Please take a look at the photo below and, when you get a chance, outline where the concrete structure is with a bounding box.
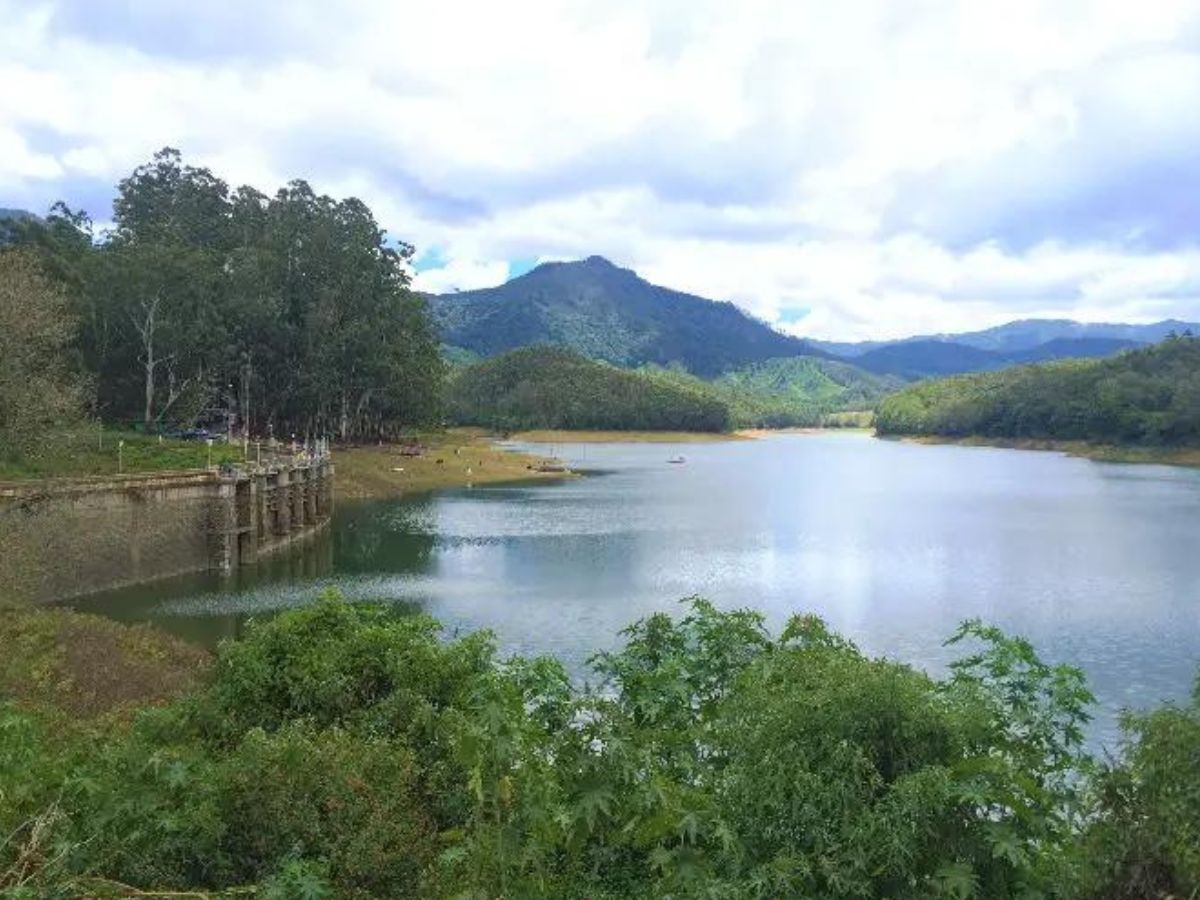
[0,460,333,604]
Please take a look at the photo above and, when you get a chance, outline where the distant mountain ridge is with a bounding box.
[811,318,1199,357]
[851,336,1145,379]
[428,256,830,377]
[427,255,1188,383]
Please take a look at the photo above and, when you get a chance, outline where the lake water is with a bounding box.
[68,432,1200,749]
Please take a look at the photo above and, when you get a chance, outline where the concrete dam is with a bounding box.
[0,459,334,605]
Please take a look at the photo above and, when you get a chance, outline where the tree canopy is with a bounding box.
[0,250,86,460]
[10,148,444,442]
[448,346,733,432]
[875,335,1200,444]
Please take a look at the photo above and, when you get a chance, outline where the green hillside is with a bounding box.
[449,349,899,434]
[447,346,731,432]
[716,357,902,425]
[429,256,830,377]
[641,358,898,428]
[875,335,1200,444]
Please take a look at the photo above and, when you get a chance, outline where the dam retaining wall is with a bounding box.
[0,460,333,604]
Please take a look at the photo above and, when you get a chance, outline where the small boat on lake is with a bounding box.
[668,456,686,465]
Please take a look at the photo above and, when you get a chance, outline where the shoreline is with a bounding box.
[507,426,873,443]
[333,428,576,498]
[506,429,749,444]
[890,433,1200,468]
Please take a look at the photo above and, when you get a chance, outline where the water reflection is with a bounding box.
[67,433,1200,750]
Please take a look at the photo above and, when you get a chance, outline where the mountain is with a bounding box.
[854,341,1001,379]
[428,256,830,377]
[1004,336,1141,364]
[937,319,1198,353]
[812,318,1200,358]
[853,336,1144,380]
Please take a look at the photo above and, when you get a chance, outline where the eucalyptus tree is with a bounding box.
[8,148,445,440]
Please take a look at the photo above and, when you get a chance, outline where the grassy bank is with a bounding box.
[509,428,748,443]
[0,428,244,481]
[0,606,209,721]
[894,433,1200,467]
[333,428,573,498]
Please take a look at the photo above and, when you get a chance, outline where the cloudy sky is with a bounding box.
[2,1,1199,339]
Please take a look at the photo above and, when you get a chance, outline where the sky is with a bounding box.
[2,1,1199,340]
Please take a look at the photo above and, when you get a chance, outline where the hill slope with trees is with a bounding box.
[875,335,1200,444]
[447,346,732,432]
[448,348,899,432]
[430,256,830,377]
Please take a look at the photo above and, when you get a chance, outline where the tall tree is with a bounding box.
[10,148,445,440]
[0,250,85,456]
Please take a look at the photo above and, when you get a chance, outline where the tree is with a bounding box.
[0,250,85,456]
[8,148,445,439]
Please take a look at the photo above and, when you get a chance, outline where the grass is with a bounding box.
[333,428,574,498]
[896,434,1200,468]
[508,429,748,443]
[0,606,209,721]
[0,428,245,481]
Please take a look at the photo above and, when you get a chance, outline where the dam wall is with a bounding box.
[0,460,333,605]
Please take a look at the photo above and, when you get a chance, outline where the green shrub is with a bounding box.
[1072,677,1200,899]
[219,725,435,897]
[2,595,1197,899]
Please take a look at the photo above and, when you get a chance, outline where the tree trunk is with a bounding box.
[143,334,155,428]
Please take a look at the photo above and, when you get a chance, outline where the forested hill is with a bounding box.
[449,347,897,432]
[448,346,731,432]
[429,256,829,377]
[875,335,1200,444]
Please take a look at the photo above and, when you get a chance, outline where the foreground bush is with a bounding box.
[1,594,1197,898]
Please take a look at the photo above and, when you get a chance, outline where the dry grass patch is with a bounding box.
[0,608,209,720]
[333,428,572,498]
[509,429,746,443]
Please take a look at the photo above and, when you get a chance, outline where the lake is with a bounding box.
[68,432,1200,749]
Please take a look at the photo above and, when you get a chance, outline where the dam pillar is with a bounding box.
[212,476,239,572]
[274,469,291,535]
[237,476,258,565]
[304,465,318,525]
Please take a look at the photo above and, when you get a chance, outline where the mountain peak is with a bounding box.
[428,255,828,376]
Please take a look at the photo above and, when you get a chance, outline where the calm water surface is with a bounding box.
[70,433,1200,749]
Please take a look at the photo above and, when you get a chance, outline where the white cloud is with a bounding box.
[412,258,511,294]
[2,0,1199,338]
